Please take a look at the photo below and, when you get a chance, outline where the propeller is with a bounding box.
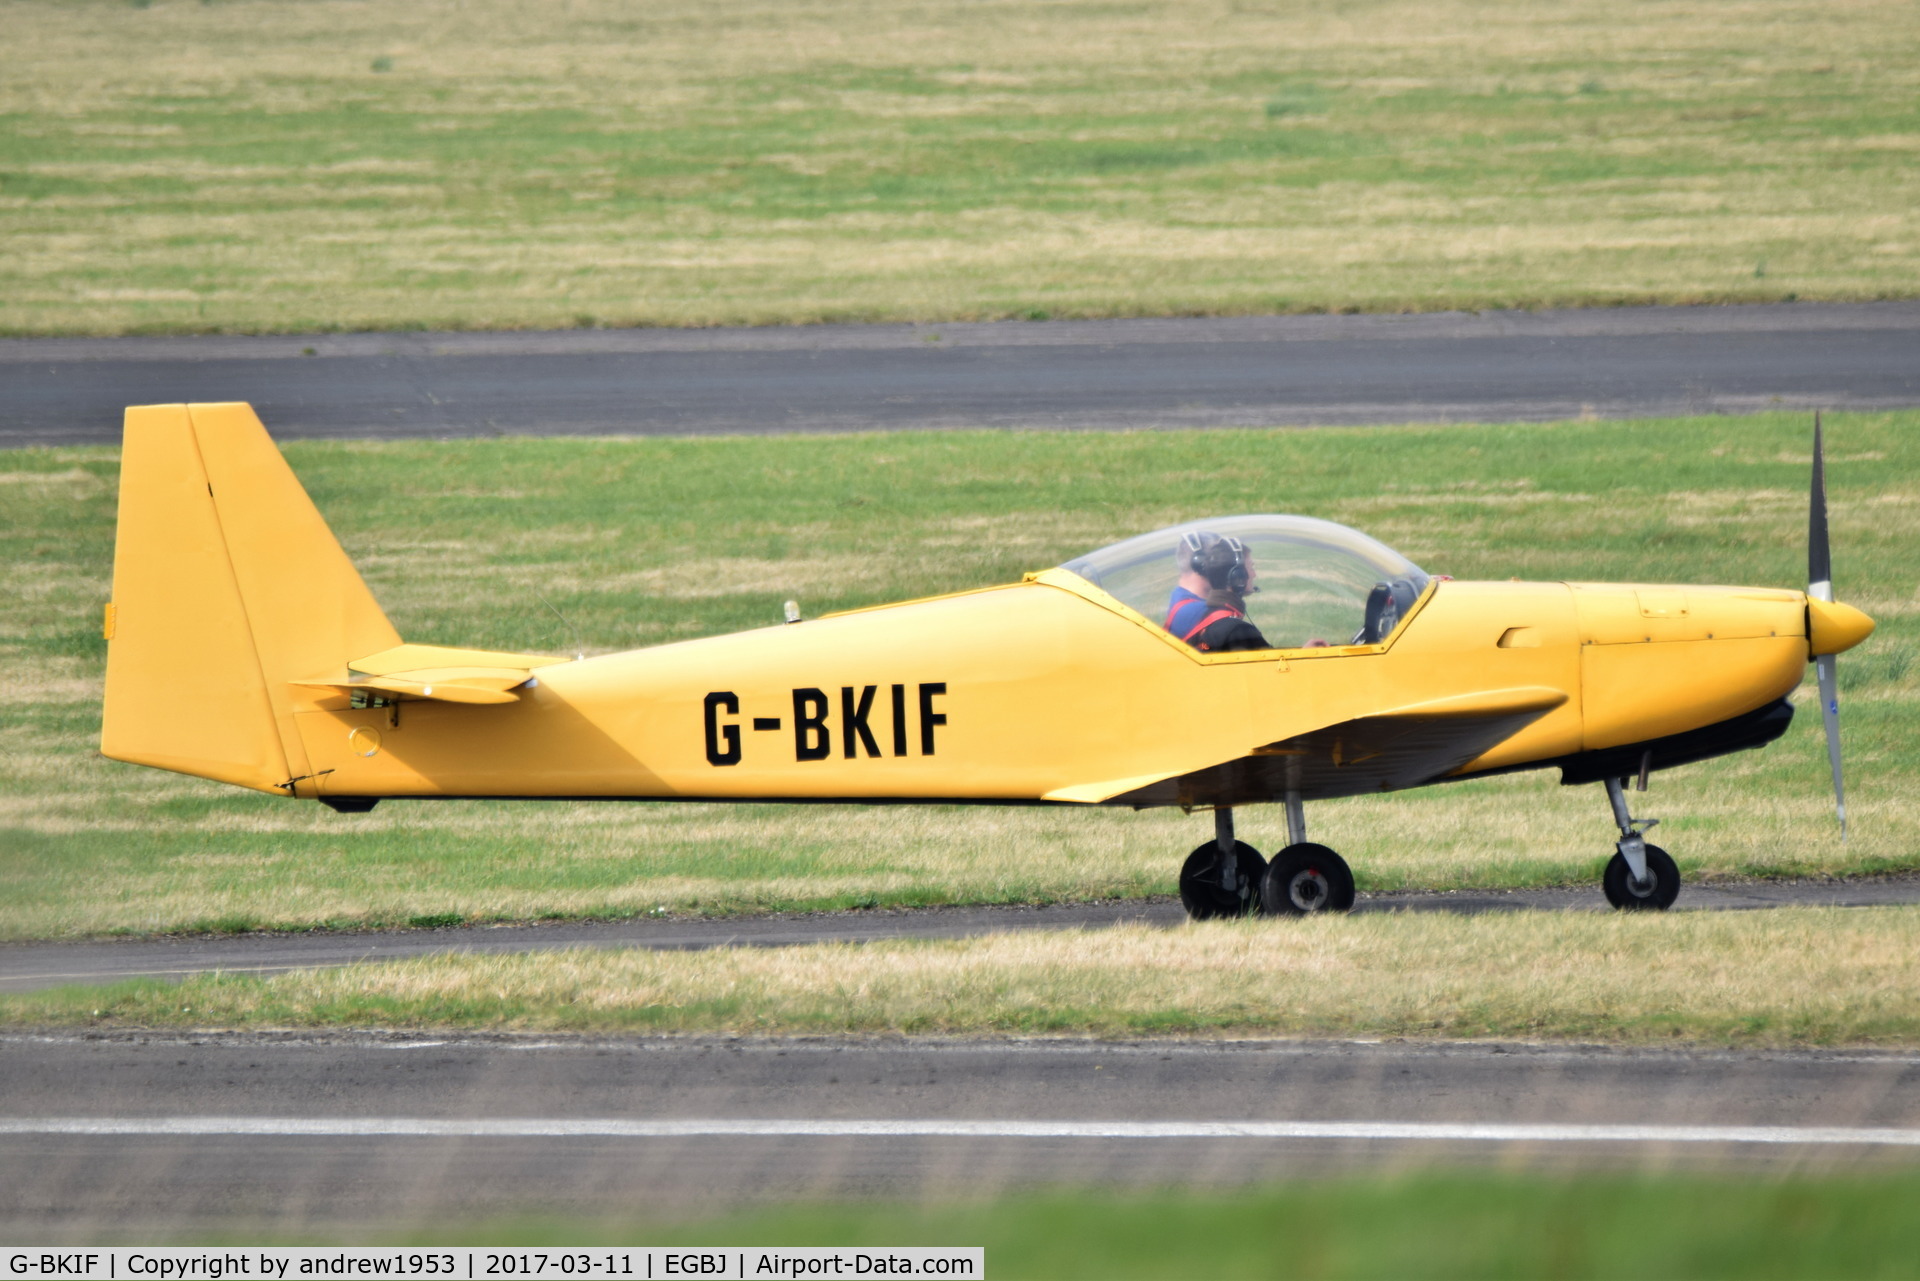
[1808,412,1847,839]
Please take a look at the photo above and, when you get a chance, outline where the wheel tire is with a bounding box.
[1260,843,1356,916]
[1179,840,1267,920]
[1602,843,1681,911]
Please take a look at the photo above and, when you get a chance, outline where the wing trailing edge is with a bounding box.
[1056,686,1569,808]
[1042,771,1188,805]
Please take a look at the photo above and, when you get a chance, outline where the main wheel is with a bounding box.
[1260,843,1356,916]
[1179,841,1267,920]
[1603,843,1680,910]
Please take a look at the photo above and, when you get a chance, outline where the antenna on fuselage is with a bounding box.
[533,589,587,662]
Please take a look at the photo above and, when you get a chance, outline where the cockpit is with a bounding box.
[1059,515,1433,651]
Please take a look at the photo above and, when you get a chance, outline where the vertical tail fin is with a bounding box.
[102,403,400,794]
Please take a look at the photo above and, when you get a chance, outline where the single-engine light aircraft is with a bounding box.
[101,404,1875,916]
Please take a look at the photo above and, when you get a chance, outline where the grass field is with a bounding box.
[0,411,1913,941]
[249,1174,1920,1280]
[5,0,1919,335]
[14,906,1920,1045]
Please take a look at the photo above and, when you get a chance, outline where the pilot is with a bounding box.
[1163,532,1270,652]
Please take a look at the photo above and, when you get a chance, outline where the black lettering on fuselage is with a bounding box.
[919,682,947,756]
[842,685,881,758]
[703,691,741,766]
[793,688,831,761]
[717,684,947,764]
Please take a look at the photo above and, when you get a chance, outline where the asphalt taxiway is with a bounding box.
[4,301,1918,446]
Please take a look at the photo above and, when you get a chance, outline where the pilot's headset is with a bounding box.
[1182,531,1253,593]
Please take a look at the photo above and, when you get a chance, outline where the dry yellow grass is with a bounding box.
[20,907,1920,1047]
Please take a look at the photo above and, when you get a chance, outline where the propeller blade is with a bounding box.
[1817,653,1847,840]
[1809,411,1831,602]
[1808,412,1846,838]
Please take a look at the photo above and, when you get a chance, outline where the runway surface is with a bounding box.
[5,876,1918,995]
[5,302,1918,447]
[4,1031,1918,1236]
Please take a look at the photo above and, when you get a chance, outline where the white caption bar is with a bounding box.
[3,1117,1920,1146]
[0,1249,983,1281]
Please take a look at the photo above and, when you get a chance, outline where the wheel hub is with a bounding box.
[1288,869,1328,911]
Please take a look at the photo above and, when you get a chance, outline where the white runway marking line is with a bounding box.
[5,1118,1920,1146]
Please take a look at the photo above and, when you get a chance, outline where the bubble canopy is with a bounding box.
[1059,515,1432,651]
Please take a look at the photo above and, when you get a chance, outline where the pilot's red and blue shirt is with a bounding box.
[1165,586,1270,651]
[1164,586,1214,639]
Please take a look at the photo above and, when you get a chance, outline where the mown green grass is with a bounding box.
[253,1175,1920,1280]
[4,0,1918,334]
[1,412,1913,940]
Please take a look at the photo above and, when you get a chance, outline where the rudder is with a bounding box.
[102,403,400,795]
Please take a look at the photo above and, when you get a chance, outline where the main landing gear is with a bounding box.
[1601,773,1681,911]
[1178,808,1265,919]
[1178,793,1356,921]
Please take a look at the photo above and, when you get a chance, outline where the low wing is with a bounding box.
[1054,686,1568,809]
[295,643,570,707]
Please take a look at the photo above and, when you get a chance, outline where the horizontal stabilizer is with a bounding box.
[297,644,571,706]
[295,671,529,706]
[347,644,570,677]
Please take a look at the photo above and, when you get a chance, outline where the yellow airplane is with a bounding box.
[100,403,1874,917]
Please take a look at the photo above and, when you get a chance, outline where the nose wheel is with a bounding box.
[1603,843,1680,910]
[1602,774,1681,910]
